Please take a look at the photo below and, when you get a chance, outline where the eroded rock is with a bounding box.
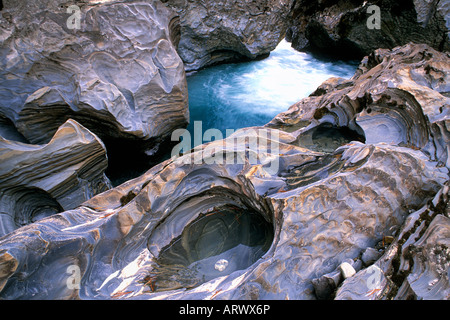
[0,129,446,299]
[0,0,189,161]
[0,43,448,300]
[335,183,450,300]
[268,43,450,168]
[0,119,111,237]
[286,0,450,60]
[161,0,295,72]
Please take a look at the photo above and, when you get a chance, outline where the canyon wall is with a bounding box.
[0,43,448,299]
[286,0,450,59]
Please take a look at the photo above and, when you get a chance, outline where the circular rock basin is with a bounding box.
[144,204,274,292]
[296,123,366,153]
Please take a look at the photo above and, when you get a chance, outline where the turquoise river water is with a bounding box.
[186,40,358,145]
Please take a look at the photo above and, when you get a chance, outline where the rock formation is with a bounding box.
[268,43,450,168]
[0,0,189,164]
[286,0,450,60]
[0,43,448,300]
[0,119,111,237]
[335,183,450,299]
[160,0,295,72]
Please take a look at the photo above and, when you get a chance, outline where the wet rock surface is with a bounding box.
[160,0,295,72]
[335,183,450,300]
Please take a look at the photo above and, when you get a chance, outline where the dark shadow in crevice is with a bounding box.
[144,204,274,292]
[296,122,366,153]
[0,115,29,143]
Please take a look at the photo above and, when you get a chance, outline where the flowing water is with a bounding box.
[186,40,359,146]
[111,41,358,185]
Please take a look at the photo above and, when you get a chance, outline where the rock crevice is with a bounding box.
[0,0,189,171]
[0,2,448,300]
[286,0,450,60]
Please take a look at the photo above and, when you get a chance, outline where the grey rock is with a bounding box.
[286,0,450,59]
[352,259,363,273]
[0,0,188,152]
[335,182,450,300]
[361,247,383,266]
[0,132,446,299]
[161,0,295,72]
[335,265,389,300]
[339,262,356,279]
[268,43,450,169]
[406,214,450,300]
[312,270,341,300]
[0,43,448,300]
[0,119,111,237]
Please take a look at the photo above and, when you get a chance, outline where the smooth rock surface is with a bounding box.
[407,214,450,299]
[0,131,446,299]
[0,0,188,152]
[0,119,111,237]
[161,0,295,72]
[335,264,389,300]
[311,270,341,300]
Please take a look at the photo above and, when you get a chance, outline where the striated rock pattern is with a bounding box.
[286,0,450,60]
[0,43,448,300]
[0,119,111,237]
[160,0,295,72]
[268,43,450,168]
[0,0,188,152]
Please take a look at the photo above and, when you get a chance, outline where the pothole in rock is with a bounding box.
[143,204,274,292]
[0,187,64,236]
[296,123,366,153]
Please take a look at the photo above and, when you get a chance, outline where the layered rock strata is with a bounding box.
[0,127,446,299]
[0,119,111,237]
[0,41,448,300]
[335,183,450,300]
[0,0,188,155]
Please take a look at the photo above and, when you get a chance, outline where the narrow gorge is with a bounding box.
[0,0,449,301]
